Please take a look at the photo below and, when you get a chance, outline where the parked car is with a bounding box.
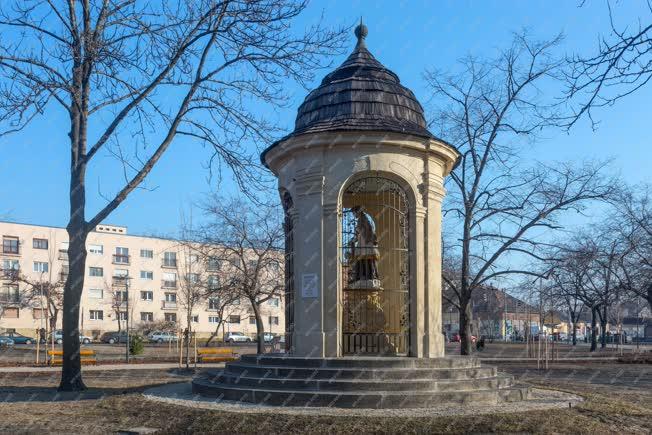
[100,331,131,344]
[0,336,15,348]
[263,333,274,343]
[7,332,36,345]
[451,333,477,343]
[51,330,92,345]
[225,332,252,343]
[147,331,178,343]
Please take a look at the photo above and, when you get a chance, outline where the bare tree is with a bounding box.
[613,185,652,310]
[0,1,346,390]
[426,33,617,355]
[565,2,652,128]
[197,196,283,354]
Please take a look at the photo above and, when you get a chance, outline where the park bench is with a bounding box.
[47,349,97,366]
[197,347,238,363]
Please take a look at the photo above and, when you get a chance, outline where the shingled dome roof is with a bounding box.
[262,22,437,164]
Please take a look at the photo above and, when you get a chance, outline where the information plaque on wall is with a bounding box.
[301,273,319,298]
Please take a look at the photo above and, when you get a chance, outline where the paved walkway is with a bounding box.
[1,362,225,373]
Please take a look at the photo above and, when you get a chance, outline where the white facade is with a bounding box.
[0,221,284,339]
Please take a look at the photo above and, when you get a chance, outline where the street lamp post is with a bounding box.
[125,277,131,363]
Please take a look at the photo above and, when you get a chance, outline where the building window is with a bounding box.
[0,285,19,303]
[2,236,19,254]
[192,315,199,323]
[114,290,128,303]
[88,288,103,299]
[208,316,219,323]
[249,316,256,325]
[33,261,49,273]
[207,257,220,271]
[165,292,177,302]
[88,244,103,254]
[89,310,103,320]
[33,238,48,250]
[3,307,19,318]
[140,249,153,259]
[89,267,103,277]
[2,259,19,278]
[189,254,199,264]
[208,275,219,290]
[164,313,177,323]
[141,312,153,322]
[162,252,177,268]
[118,311,127,321]
[140,270,153,280]
[229,315,241,324]
[33,308,46,319]
[162,272,177,288]
[232,298,240,305]
[229,257,241,268]
[113,247,130,264]
[140,291,153,301]
[268,316,279,326]
[208,297,219,310]
[268,298,280,307]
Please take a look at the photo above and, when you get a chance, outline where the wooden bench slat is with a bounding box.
[199,356,238,363]
[197,348,235,355]
[48,358,97,366]
[47,350,95,356]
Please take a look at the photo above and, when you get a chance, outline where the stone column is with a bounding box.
[423,169,446,357]
[322,201,340,357]
[411,206,427,357]
[292,169,325,357]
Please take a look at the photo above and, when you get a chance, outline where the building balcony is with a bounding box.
[58,250,69,261]
[1,269,19,280]
[112,276,129,287]
[161,260,177,268]
[0,294,20,304]
[161,280,177,289]
[161,301,178,310]
[112,254,130,265]
[59,272,69,282]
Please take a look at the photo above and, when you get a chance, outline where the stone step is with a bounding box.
[212,372,513,392]
[191,377,529,408]
[238,354,481,369]
[216,364,498,381]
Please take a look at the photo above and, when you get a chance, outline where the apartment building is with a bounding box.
[0,221,285,339]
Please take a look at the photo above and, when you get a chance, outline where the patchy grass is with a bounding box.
[0,365,650,434]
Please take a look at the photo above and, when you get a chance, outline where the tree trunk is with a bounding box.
[459,296,473,355]
[599,305,608,349]
[590,306,598,352]
[252,302,265,354]
[58,222,88,391]
[185,311,191,369]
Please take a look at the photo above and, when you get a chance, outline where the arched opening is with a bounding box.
[340,176,410,355]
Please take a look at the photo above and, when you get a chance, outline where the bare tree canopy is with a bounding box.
[196,195,284,354]
[426,32,618,355]
[565,1,652,128]
[0,0,347,391]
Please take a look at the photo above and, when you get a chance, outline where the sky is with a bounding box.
[0,0,649,238]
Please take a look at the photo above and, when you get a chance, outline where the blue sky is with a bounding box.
[0,0,649,237]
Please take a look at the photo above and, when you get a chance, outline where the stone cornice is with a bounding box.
[264,131,459,175]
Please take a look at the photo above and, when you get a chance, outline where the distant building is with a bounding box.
[0,221,284,339]
[443,286,540,339]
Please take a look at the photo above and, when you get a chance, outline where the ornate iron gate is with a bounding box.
[340,177,410,355]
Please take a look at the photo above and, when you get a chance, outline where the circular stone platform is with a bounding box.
[145,382,583,417]
[190,355,530,409]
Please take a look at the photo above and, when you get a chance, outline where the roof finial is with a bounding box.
[354,17,368,48]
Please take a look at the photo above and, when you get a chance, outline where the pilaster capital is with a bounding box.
[414,205,427,219]
[295,168,324,197]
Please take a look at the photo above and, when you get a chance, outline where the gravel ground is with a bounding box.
[143,382,584,418]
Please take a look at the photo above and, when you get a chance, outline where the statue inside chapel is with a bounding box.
[347,206,382,290]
